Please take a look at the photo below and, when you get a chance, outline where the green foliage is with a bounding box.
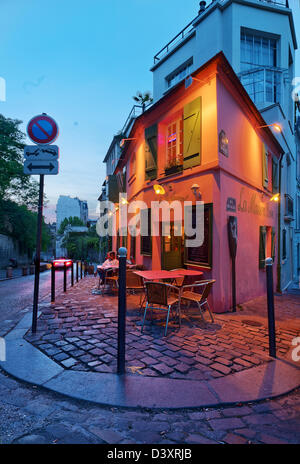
[61,224,99,260]
[0,114,50,258]
[58,216,85,235]
[132,91,153,112]
[0,199,51,256]
[0,114,40,208]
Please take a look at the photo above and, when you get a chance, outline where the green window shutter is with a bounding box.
[108,175,119,203]
[145,124,158,180]
[272,158,279,194]
[259,226,267,269]
[262,144,269,189]
[183,97,201,169]
[271,227,276,262]
[140,208,152,255]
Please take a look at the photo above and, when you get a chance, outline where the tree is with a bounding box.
[132,91,153,113]
[0,198,51,257]
[58,216,85,235]
[0,114,40,208]
[61,224,99,261]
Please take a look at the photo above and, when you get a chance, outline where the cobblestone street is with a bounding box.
[1,275,299,445]
[24,277,299,381]
[0,369,300,444]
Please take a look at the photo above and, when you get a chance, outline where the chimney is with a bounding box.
[199,1,206,14]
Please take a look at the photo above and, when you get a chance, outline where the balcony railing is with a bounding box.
[152,0,289,65]
[153,17,197,64]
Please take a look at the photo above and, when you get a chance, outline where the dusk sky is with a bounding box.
[0,0,299,223]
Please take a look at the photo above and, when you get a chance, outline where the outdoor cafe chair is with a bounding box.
[179,279,215,324]
[142,281,180,337]
[126,269,145,308]
[97,268,119,294]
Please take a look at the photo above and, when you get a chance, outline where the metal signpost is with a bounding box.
[24,114,59,333]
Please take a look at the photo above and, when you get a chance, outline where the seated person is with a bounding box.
[97,251,119,284]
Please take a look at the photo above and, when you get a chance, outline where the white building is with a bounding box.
[150,0,299,290]
[56,195,88,233]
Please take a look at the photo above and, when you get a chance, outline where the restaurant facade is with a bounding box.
[108,53,283,313]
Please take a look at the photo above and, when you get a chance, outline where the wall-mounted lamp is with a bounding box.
[257,123,282,133]
[191,183,202,200]
[120,138,137,148]
[120,197,129,205]
[185,75,206,90]
[270,193,280,202]
[153,184,166,195]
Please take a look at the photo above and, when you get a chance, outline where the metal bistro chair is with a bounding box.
[126,270,145,308]
[97,267,118,294]
[179,280,215,324]
[142,281,180,337]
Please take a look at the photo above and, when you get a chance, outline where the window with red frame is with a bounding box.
[166,120,183,168]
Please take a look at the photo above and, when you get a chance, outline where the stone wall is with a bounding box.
[0,234,29,268]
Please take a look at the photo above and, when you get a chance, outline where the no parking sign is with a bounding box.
[27,114,58,145]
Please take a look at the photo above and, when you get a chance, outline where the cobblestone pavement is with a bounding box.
[0,368,299,444]
[24,277,299,380]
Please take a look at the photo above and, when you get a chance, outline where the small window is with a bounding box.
[166,60,193,89]
[130,153,136,178]
[141,208,152,255]
[282,229,287,260]
[184,204,213,268]
[166,119,183,169]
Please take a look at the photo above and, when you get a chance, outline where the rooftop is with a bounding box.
[152,0,291,66]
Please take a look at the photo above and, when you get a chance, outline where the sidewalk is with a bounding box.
[0,268,23,281]
[1,276,299,409]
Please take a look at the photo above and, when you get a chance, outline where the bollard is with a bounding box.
[51,264,55,303]
[22,266,28,276]
[76,261,79,282]
[6,267,13,279]
[80,260,83,280]
[117,247,127,375]
[265,257,276,358]
[63,262,67,292]
[71,261,74,286]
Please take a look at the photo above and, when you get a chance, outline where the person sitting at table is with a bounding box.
[97,251,119,285]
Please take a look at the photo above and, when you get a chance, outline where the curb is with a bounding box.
[1,313,299,410]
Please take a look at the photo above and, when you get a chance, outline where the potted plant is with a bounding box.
[165,155,183,175]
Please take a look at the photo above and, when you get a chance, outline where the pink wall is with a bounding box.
[111,57,281,313]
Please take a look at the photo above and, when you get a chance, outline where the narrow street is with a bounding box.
[0,269,72,326]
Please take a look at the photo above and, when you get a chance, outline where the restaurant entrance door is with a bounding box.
[161,222,183,271]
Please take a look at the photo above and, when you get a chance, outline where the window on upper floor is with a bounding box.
[166,59,193,90]
[129,152,136,181]
[240,30,281,105]
[241,31,278,71]
[166,119,183,173]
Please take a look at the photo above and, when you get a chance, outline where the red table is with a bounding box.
[174,270,204,278]
[133,270,183,281]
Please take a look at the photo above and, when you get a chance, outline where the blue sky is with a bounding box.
[0,0,299,222]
